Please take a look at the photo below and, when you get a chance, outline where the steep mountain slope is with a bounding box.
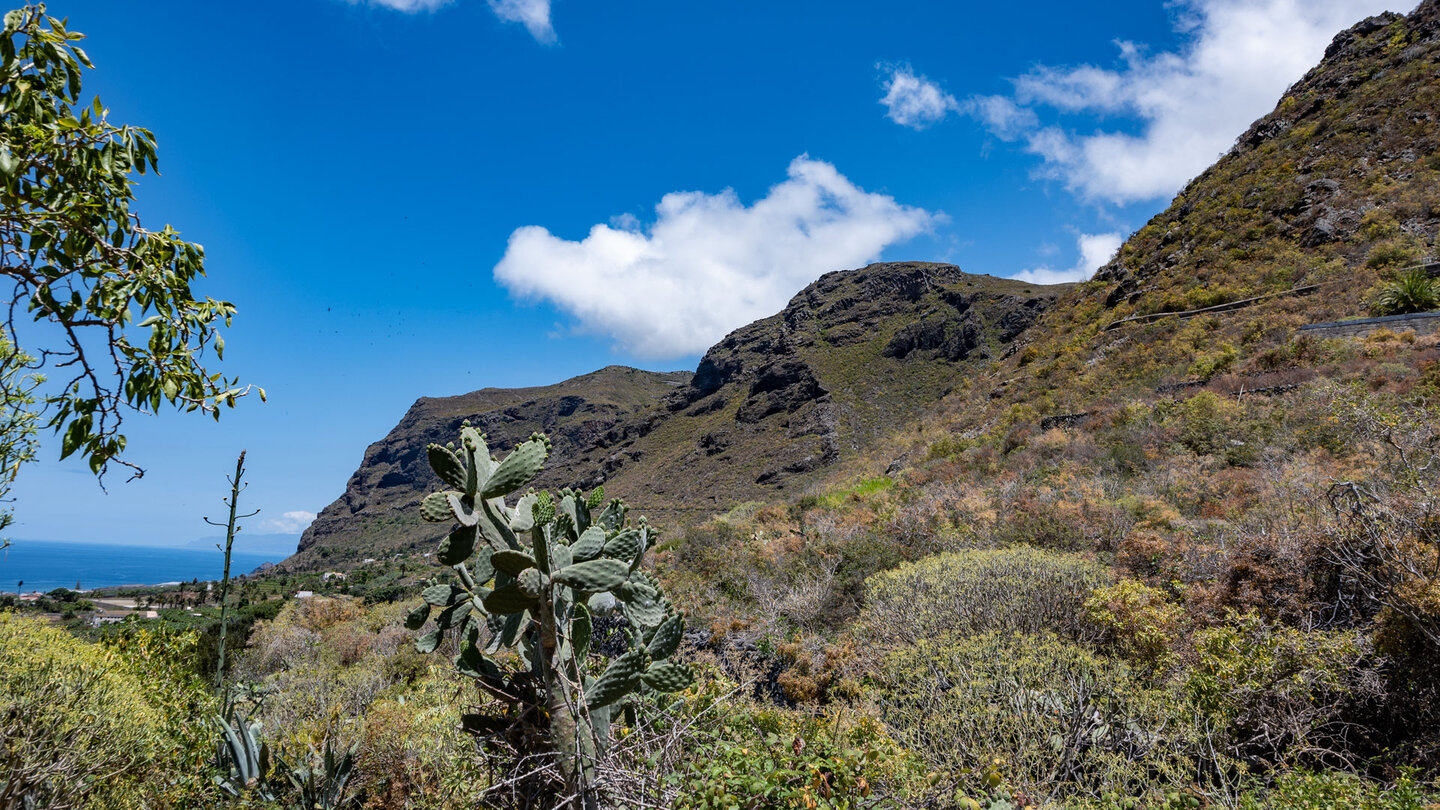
[577,263,1061,519]
[892,2,1440,442]
[290,263,1067,568]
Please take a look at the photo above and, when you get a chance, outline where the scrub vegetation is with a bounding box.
[6,1,1440,809]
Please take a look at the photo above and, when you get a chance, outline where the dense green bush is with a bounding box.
[1085,579,1186,673]
[867,631,1199,802]
[661,669,926,809]
[861,547,1109,646]
[0,613,218,809]
[1187,613,1382,768]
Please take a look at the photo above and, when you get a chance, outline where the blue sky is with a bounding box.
[8,0,1407,548]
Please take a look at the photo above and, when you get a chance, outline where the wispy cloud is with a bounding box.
[1012,232,1122,285]
[257,510,318,535]
[967,0,1403,204]
[488,0,555,43]
[879,65,960,129]
[493,157,938,358]
[342,0,556,43]
[344,0,453,12]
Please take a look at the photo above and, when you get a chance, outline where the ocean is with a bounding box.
[0,539,283,593]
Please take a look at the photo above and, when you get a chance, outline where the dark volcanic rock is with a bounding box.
[293,366,690,565]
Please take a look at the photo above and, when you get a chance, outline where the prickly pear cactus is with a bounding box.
[406,423,692,804]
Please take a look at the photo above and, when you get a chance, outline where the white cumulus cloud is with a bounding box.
[968,0,1404,204]
[493,157,938,358]
[1012,232,1123,285]
[880,66,960,129]
[488,0,555,43]
[258,510,318,535]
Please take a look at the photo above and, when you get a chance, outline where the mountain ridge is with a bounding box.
[289,263,1068,568]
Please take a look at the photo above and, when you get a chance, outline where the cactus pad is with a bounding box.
[484,582,537,615]
[426,443,468,491]
[437,526,477,566]
[481,437,549,499]
[646,613,684,659]
[422,584,465,607]
[491,549,537,577]
[571,526,607,562]
[641,661,694,692]
[585,648,647,708]
[553,558,629,592]
[420,491,461,523]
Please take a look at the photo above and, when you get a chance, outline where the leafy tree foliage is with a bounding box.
[0,4,257,484]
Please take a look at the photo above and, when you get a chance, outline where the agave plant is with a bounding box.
[1372,268,1440,315]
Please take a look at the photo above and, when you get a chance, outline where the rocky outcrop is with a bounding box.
[291,366,690,567]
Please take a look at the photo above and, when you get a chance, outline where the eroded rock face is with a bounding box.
[292,366,691,565]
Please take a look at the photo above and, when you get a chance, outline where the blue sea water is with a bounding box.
[0,540,282,593]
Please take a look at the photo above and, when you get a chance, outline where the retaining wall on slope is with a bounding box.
[1298,311,1440,340]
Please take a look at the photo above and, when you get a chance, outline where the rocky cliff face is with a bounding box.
[290,366,690,568]
[289,263,1067,569]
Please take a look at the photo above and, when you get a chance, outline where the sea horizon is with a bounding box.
[0,538,285,593]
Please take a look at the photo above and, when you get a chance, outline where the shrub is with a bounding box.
[0,613,218,809]
[1187,614,1383,767]
[1371,268,1440,315]
[1085,579,1186,673]
[861,547,1110,646]
[1239,769,1438,809]
[867,631,1198,801]
[1169,391,1259,464]
[662,669,926,809]
[356,674,489,810]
